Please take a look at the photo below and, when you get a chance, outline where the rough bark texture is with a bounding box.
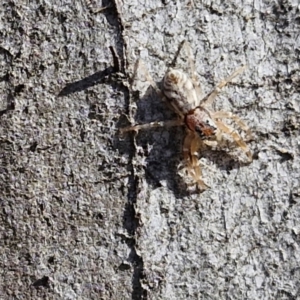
[0,0,299,299]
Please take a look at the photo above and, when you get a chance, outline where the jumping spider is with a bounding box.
[121,41,252,190]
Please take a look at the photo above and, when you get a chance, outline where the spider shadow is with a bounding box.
[120,84,194,197]
[199,145,253,180]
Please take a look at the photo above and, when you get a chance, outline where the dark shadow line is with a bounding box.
[58,66,115,97]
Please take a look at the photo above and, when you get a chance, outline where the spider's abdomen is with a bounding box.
[163,69,199,115]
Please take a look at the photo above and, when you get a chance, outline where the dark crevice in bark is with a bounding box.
[105,0,147,298]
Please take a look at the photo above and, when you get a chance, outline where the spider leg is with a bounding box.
[122,56,188,134]
[129,58,141,88]
[170,40,198,81]
[120,119,183,134]
[169,40,186,69]
[169,41,202,98]
[139,58,189,118]
[182,41,196,80]
[139,60,187,118]
[137,60,164,99]
[182,41,202,103]
[215,120,252,162]
[182,130,208,190]
[212,111,253,140]
[202,65,247,107]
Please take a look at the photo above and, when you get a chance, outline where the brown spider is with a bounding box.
[121,41,252,190]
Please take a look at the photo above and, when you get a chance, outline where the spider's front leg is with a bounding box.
[212,111,253,141]
[214,120,252,162]
[181,130,208,190]
[202,65,247,107]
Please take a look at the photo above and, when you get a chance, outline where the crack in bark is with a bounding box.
[107,0,147,298]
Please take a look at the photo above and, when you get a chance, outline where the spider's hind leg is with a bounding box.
[182,41,202,99]
[120,119,183,134]
[169,40,202,94]
[120,58,171,134]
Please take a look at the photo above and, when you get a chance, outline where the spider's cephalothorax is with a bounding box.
[185,107,217,140]
[121,41,252,190]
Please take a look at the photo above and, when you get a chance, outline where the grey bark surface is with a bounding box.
[0,0,299,299]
